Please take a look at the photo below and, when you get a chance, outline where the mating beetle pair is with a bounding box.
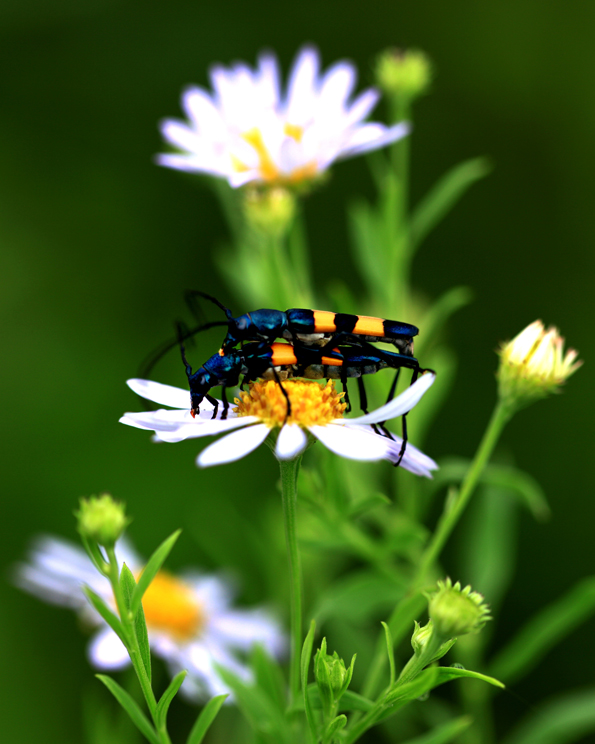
[180,292,424,419]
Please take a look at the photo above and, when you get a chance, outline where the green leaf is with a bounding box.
[298,685,374,713]
[215,664,291,743]
[120,563,152,684]
[80,534,108,574]
[83,586,127,645]
[301,620,317,743]
[384,667,441,706]
[96,675,160,744]
[186,694,228,744]
[313,570,407,625]
[502,688,595,744]
[250,645,286,714]
[459,483,518,610]
[410,157,491,247]
[324,714,347,740]
[416,286,473,355]
[381,622,396,686]
[433,666,504,689]
[431,458,550,522]
[131,530,181,618]
[156,670,187,731]
[491,577,595,683]
[401,716,472,744]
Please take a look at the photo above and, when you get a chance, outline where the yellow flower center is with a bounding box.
[137,570,204,642]
[231,126,318,184]
[283,122,304,142]
[234,379,346,427]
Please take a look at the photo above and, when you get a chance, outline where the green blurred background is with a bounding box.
[2,1,594,742]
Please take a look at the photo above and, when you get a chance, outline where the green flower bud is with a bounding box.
[428,578,491,640]
[76,493,129,547]
[497,320,581,411]
[411,619,434,655]
[243,187,296,238]
[375,48,432,101]
[314,638,356,712]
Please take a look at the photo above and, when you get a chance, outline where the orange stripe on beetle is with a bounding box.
[352,315,385,336]
[312,310,337,332]
[270,343,298,366]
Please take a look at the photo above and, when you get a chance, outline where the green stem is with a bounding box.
[414,399,512,585]
[105,547,170,744]
[279,456,304,707]
[361,398,512,702]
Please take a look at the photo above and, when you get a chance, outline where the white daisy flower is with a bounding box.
[119,374,437,477]
[14,536,285,701]
[158,46,410,188]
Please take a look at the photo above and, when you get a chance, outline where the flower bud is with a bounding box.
[76,493,129,547]
[243,187,296,238]
[314,638,356,710]
[428,578,490,640]
[497,320,581,410]
[375,48,432,101]
[411,619,457,662]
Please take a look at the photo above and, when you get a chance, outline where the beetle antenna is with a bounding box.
[138,320,228,380]
[186,290,234,320]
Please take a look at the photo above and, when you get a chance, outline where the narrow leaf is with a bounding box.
[131,530,181,618]
[301,620,317,743]
[187,694,228,744]
[96,675,160,744]
[300,685,375,713]
[156,670,187,731]
[250,645,286,714]
[120,563,152,684]
[491,577,595,683]
[411,157,491,247]
[215,664,290,742]
[433,666,504,689]
[325,714,347,739]
[382,622,396,686]
[401,716,472,744]
[502,688,595,744]
[83,586,127,645]
[80,534,108,574]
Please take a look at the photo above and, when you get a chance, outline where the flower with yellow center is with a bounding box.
[157,46,410,188]
[120,373,438,476]
[497,320,581,408]
[14,536,284,701]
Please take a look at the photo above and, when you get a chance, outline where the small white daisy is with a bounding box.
[158,46,409,188]
[14,536,285,701]
[119,374,437,477]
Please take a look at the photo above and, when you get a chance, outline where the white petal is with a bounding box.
[120,408,192,432]
[347,373,435,425]
[126,378,193,409]
[318,61,357,113]
[286,46,320,121]
[160,120,202,153]
[275,424,307,460]
[344,88,380,125]
[340,121,410,158]
[309,423,392,461]
[88,627,131,670]
[197,424,270,467]
[181,86,224,138]
[210,609,286,657]
[155,416,258,442]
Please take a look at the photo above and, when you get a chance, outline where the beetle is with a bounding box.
[189,292,419,357]
[181,340,425,466]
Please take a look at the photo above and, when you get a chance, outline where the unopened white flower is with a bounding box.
[158,46,409,188]
[15,537,284,701]
[119,374,437,477]
[497,320,581,407]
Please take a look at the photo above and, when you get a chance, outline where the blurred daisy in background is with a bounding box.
[158,46,409,187]
[120,374,437,476]
[15,536,284,700]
